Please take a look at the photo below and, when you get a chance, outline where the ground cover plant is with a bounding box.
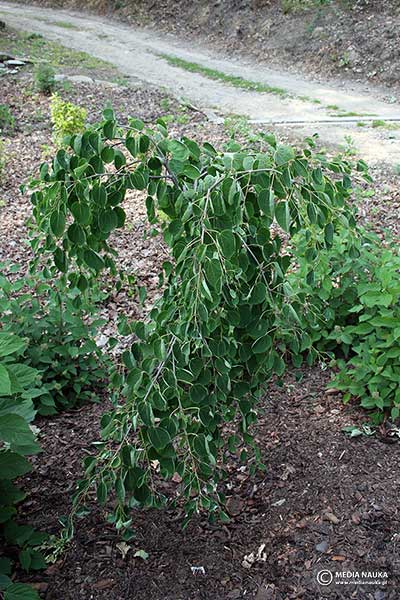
[0,264,112,597]
[0,271,109,415]
[0,332,45,600]
[289,223,400,416]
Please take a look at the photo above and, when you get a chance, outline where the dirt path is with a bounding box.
[1,1,400,166]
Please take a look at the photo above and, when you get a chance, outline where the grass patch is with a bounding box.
[51,20,80,30]
[332,111,377,118]
[372,119,400,131]
[0,27,120,78]
[298,95,322,104]
[159,53,289,97]
[159,54,331,105]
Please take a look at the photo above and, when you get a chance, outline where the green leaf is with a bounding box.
[83,249,105,273]
[275,201,290,232]
[0,334,26,358]
[139,135,150,154]
[5,364,38,390]
[257,189,274,217]
[0,451,31,479]
[126,136,138,158]
[96,481,107,504]
[249,282,267,305]
[67,223,86,246]
[201,278,214,302]
[50,211,65,238]
[0,398,35,423]
[205,259,223,291]
[19,550,31,572]
[130,118,144,131]
[103,107,115,121]
[4,583,40,600]
[307,203,317,224]
[71,202,91,225]
[183,165,201,180]
[252,336,272,354]
[148,427,171,450]
[219,510,230,523]
[168,219,183,237]
[99,209,118,234]
[0,575,12,591]
[115,476,126,503]
[130,169,146,190]
[103,120,115,140]
[0,414,40,455]
[274,145,295,166]
[0,365,11,396]
[361,291,392,308]
[54,247,68,273]
[168,140,189,161]
[218,230,236,259]
[101,146,115,163]
[324,223,334,246]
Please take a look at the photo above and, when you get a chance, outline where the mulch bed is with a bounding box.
[1,72,400,599]
[18,369,400,599]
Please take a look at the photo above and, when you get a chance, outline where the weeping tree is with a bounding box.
[28,109,368,540]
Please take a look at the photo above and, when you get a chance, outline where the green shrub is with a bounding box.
[0,104,15,135]
[50,94,87,147]
[0,271,109,415]
[29,108,371,533]
[0,268,109,594]
[290,226,400,422]
[34,62,56,94]
[329,243,400,422]
[0,332,45,600]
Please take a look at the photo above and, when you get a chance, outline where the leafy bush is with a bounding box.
[0,271,108,415]
[288,226,362,352]
[29,108,370,531]
[0,104,15,135]
[50,94,87,147]
[0,269,109,593]
[329,243,400,421]
[0,332,45,600]
[34,62,56,95]
[290,226,400,422]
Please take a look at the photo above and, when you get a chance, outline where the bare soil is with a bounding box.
[19,369,400,600]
